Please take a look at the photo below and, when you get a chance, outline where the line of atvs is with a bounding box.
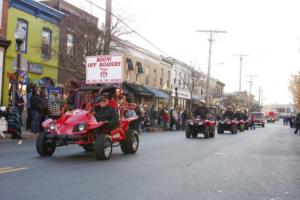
[185,117,252,139]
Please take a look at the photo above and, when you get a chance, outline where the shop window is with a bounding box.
[16,19,28,53]
[41,28,51,59]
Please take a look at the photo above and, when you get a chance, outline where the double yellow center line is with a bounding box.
[0,167,27,174]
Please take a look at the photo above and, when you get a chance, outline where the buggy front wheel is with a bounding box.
[36,132,56,157]
[120,129,139,154]
[94,134,112,160]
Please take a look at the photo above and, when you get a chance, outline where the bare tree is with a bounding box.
[290,72,300,111]
[179,66,205,111]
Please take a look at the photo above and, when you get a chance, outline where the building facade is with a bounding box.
[0,0,11,104]
[4,0,64,105]
[111,39,172,108]
[43,0,99,93]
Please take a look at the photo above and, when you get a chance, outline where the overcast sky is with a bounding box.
[64,0,300,105]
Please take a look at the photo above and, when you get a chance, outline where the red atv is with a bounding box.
[185,116,216,138]
[217,118,237,134]
[36,88,139,160]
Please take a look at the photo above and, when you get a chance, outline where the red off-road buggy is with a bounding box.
[185,116,216,138]
[36,87,139,160]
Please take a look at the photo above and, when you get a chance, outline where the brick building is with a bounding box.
[43,0,100,92]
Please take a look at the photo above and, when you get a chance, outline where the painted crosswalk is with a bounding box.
[0,167,27,174]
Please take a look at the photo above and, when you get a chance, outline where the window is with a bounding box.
[0,0,3,27]
[16,19,28,53]
[41,28,51,59]
[174,70,177,85]
[179,72,182,87]
[137,62,143,73]
[153,69,157,87]
[183,73,186,88]
[160,68,164,86]
[145,66,149,85]
[167,70,170,88]
[126,58,134,71]
[67,33,74,56]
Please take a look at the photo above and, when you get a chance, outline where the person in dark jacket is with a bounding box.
[193,100,209,119]
[223,106,235,120]
[26,84,33,130]
[294,112,300,134]
[94,92,118,131]
[30,88,43,133]
[234,109,243,120]
[16,89,25,126]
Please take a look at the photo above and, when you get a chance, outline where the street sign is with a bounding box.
[86,55,123,84]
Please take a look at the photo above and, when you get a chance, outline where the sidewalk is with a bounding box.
[0,128,38,141]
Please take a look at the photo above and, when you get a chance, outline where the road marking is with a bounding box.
[215,152,225,155]
[0,167,27,174]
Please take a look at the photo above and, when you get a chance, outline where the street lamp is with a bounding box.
[13,27,25,107]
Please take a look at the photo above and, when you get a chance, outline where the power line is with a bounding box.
[84,0,171,56]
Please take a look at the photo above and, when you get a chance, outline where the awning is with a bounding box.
[145,87,169,99]
[124,82,153,96]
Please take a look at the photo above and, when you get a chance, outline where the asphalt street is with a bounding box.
[0,122,300,200]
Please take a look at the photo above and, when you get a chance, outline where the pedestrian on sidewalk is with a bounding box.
[26,84,33,130]
[294,112,300,134]
[48,91,61,120]
[30,88,43,133]
[16,89,25,126]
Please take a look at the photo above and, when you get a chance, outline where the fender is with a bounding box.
[42,118,54,128]
[88,121,109,130]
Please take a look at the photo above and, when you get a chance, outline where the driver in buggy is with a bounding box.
[93,91,118,132]
[193,100,209,119]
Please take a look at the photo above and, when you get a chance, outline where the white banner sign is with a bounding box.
[86,55,123,84]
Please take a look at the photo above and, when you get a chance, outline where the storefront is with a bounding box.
[171,88,191,110]
[123,82,154,105]
[144,86,170,109]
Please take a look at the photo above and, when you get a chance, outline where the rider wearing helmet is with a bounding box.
[234,108,243,120]
[193,100,209,119]
[223,106,235,120]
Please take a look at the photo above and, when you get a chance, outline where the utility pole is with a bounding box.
[104,0,112,55]
[233,54,249,92]
[258,86,263,111]
[245,74,258,111]
[196,30,226,107]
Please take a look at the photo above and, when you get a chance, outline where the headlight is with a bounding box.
[73,123,87,132]
[78,124,86,131]
[49,123,56,131]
